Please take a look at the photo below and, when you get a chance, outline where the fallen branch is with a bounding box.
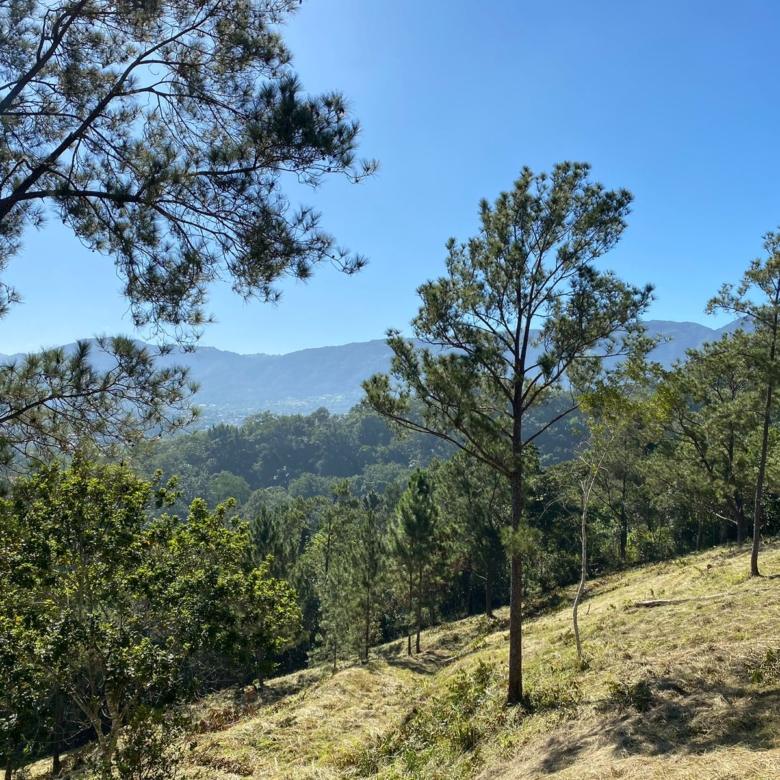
[628,592,731,609]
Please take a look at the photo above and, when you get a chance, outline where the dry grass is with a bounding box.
[183,543,780,779]
[28,543,780,779]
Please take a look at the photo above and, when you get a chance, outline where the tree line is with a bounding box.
[3,167,780,774]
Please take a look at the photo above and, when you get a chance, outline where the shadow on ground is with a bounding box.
[538,674,780,774]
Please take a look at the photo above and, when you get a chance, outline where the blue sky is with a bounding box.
[3,0,780,355]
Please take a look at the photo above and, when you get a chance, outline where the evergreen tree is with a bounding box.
[708,230,780,575]
[0,336,195,467]
[394,470,439,655]
[0,0,375,334]
[433,451,509,618]
[352,492,387,662]
[365,163,652,702]
[310,483,360,669]
[657,331,763,547]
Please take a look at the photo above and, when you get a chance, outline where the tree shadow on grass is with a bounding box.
[537,675,780,774]
[381,647,457,676]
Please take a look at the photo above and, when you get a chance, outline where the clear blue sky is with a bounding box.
[3,0,780,355]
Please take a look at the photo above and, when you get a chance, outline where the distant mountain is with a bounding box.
[0,319,746,427]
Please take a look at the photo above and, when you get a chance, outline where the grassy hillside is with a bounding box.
[177,543,780,779]
[32,543,780,779]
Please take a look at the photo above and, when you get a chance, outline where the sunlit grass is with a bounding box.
[30,542,779,779]
[175,542,780,779]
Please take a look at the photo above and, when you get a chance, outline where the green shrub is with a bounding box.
[346,659,501,775]
[748,648,780,685]
[627,526,676,563]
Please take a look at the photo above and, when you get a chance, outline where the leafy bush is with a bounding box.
[627,526,676,563]
[112,708,186,780]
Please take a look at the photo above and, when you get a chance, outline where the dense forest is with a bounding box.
[1,2,779,778]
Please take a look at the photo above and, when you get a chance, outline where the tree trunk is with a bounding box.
[415,565,423,654]
[573,488,588,666]
[619,474,628,562]
[752,381,773,576]
[752,313,778,577]
[363,586,371,663]
[485,569,494,618]
[507,471,523,704]
[5,759,12,780]
[407,570,413,656]
[52,690,64,776]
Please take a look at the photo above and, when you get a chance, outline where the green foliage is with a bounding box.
[364,162,652,701]
[627,525,677,564]
[394,470,442,652]
[111,708,186,780]
[0,457,300,775]
[133,406,452,511]
[364,162,651,485]
[350,659,504,775]
[305,483,390,667]
[0,0,375,333]
[707,229,780,574]
[526,660,582,712]
[0,337,195,468]
[747,648,780,686]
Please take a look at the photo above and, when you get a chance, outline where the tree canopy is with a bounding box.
[0,0,375,334]
[365,162,652,702]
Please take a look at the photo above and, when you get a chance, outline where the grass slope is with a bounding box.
[183,543,780,779]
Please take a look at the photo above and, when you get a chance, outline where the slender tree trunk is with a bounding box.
[52,689,64,776]
[695,514,703,551]
[619,473,628,562]
[415,565,423,654]
[485,569,493,618]
[573,474,596,667]
[752,314,778,577]
[407,569,413,656]
[752,382,773,576]
[507,470,523,704]
[5,758,12,780]
[363,585,371,663]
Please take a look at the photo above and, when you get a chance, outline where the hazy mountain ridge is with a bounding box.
[0,319,745,427]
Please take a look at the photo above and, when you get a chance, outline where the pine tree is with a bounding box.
[393,470,439,655]
[365,163,651,702]
[707,231,780,575]
[657,331,762,547]
[0,0,375,334]
[351,492,387,662]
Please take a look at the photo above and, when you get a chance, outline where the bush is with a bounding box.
[111,708,186,780]
[748,648,780,685]
[346,659,502,775]
[627,526,676,563]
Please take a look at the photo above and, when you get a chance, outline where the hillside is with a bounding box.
[1,320,745,426]
[179,543,779,779]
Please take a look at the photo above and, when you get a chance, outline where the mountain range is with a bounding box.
[1,319,745,428]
